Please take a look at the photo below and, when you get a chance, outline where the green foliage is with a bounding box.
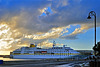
[93,41,100,55]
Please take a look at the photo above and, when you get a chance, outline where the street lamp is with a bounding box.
[87,11,96,67]
[87,11,96,55]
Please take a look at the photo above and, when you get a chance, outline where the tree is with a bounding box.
[93,41,100,55]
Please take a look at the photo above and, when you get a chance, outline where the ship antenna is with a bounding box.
[40,43,41,48]
[35,42,37,47]
[53,40,56,47]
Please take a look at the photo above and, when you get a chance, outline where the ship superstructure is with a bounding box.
[10,41,80,59]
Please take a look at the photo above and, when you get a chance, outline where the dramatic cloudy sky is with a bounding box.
[0,0,100,55]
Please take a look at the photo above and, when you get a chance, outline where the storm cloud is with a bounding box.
[0,0,100,52]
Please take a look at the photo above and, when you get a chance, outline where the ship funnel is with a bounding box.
[34,42,37,47]
[30,44,35,47]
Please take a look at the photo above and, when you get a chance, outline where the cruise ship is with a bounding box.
[10,41,80,59]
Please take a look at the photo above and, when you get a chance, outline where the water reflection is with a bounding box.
[0,57,26,61]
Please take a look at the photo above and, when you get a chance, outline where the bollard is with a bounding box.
[0,60,3,64]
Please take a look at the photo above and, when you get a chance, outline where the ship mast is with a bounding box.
[53,41,56,48]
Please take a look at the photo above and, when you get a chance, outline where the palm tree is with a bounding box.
[93,41,100,55]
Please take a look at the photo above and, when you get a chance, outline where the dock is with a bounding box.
[0,59,90,67]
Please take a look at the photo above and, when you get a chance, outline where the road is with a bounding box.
[0,60,89,67]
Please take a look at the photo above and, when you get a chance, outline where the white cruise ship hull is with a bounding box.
[11,43,80,59]
[12,55,75,59]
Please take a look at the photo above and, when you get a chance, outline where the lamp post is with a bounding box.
[87,11,96,67]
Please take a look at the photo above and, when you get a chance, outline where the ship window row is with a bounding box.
[24,51,33,53]
[52,47,63,49]
[50,51,69,52]
[33,53,79,55]
[13,51,21,52]
[13,51,21,53]
[65,49,73,50]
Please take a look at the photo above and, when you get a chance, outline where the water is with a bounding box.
[0,57,26,61]
[0,57,41,61]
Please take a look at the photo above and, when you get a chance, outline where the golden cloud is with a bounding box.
[39,8,47,13]
[0,16,24,50]
[70,24,90,35]
[25,25,70,40]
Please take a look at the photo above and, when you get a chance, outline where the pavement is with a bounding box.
[55,61,89,67]
[0,60,90,67]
